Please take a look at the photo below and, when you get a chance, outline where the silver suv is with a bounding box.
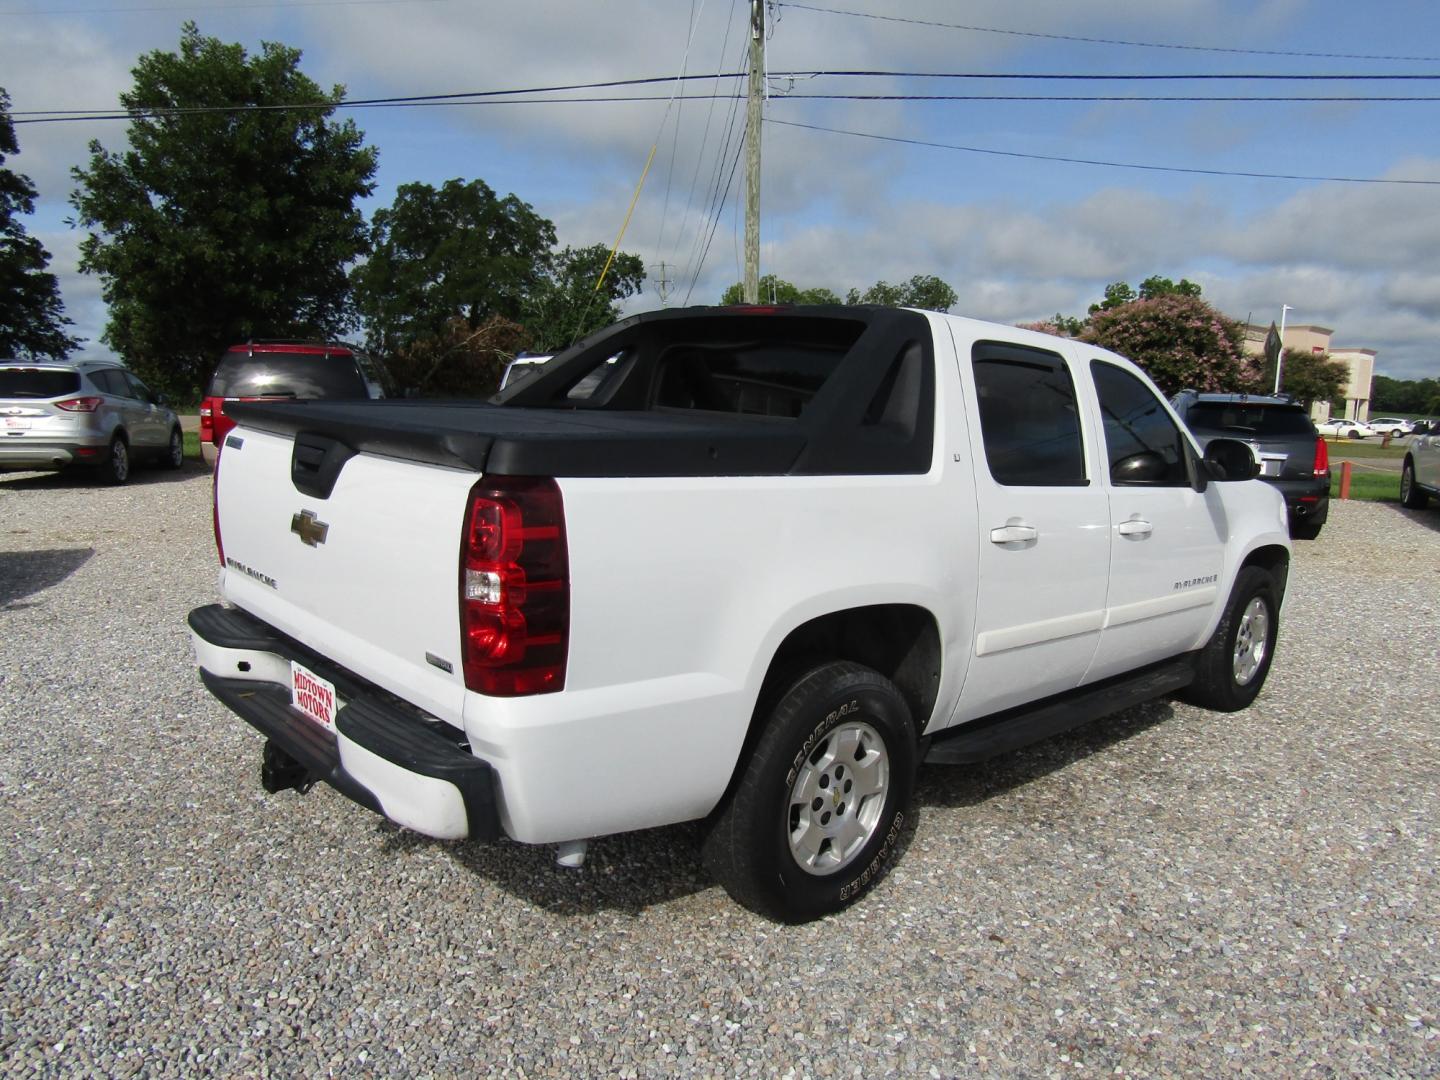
[0,360,184,484]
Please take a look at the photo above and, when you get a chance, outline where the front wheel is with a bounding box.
[1400,459,1428,509]
[1181,566,1280,712]
[702,661,917,923]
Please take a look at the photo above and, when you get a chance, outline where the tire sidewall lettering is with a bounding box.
[838,810,904,902]
[785,698,859,788]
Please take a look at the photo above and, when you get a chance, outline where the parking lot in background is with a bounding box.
[1,466,1436,1076]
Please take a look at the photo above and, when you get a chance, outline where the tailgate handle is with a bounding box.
[291,433,356,500]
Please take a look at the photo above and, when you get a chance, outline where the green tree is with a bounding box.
[522,243,645,353]
[71,24,377,400]
[719,275,841,306]
[0,89,79,359]
[1138,275,1202,300]
[1088,281,1137,315]
[845,274,957,311]
[382,314,528,398]
[352,178,556,360]
[1265,347,1348,407]
[1087,276,1201,317]
[1081,294,1260,396]
[1372,374,1439,414]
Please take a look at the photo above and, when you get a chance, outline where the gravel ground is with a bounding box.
[2,466,1436,1078]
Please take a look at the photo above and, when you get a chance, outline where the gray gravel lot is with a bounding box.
[2,466,1437,1077]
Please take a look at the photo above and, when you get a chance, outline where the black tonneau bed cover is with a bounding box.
[226,400,808,477]
[227,305,936,479]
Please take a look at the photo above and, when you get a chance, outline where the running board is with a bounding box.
[924,656,1196,765]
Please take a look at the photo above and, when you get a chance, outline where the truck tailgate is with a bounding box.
[216,427,478,724]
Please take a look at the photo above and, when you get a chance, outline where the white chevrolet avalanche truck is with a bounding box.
[190,306,1291,922]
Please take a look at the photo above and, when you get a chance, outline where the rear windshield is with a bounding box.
[504,314,868,419]
[0,368,81,398]
[208,351,368,399]
[1183,402,1315,437]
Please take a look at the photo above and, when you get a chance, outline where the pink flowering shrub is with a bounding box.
[1080,295,1262,396]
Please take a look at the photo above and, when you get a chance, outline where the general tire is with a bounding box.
[702,661,917,923]
[1181,566,1280,712]
[1290,520,1323,541]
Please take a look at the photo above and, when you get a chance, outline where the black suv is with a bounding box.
[1172,391,1329,539]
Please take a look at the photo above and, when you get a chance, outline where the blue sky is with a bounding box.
[4,0,1440,379]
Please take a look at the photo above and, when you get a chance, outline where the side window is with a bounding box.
[971,342,1087,486]
[123,372,154,402]
[1090,361,1191,486]
[90,370,128,397]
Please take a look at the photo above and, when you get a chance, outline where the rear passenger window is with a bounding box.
[972,342,1086,486]
[90,370,131,397]
[1091,361,1190,486]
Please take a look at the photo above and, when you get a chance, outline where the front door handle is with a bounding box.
[989,523,1038,544]
[1117,518,1153,537]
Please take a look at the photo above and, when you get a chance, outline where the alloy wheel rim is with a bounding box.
[1232,597,1270,686]
[787,720,890,876]
[113,442,128,480]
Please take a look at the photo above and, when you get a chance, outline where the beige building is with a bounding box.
[1241,322,1375,421]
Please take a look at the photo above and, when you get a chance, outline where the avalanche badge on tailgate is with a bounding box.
[291,509,330,547]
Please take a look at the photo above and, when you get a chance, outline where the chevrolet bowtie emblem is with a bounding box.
[290,509,330,547]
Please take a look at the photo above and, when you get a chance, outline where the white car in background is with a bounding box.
[1317,417,1377,439]
[1367,417,1414,439]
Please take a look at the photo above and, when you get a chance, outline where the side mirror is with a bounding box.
[155,393,169,406]
[1203,437,1261,481]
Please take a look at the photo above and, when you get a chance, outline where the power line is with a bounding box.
[776,70,1440,81]
[684,131,746,304]
[775,2,1440,63]
[0,0,448,13]
[767,117,1440,185]
[21,68,1440,121]
[775,93,1440,102]
[671,2,745,289]
[22,89,1440,124]
[9,73,743,122]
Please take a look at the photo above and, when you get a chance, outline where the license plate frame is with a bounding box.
[290,661,338,731]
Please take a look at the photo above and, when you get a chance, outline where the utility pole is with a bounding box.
[743,0,765,303]
[655,261,673,307]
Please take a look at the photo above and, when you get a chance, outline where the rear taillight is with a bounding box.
[199,397,215,443]
[55,396,103,412]
[459,477,569,696]
[1313,436,1330,477]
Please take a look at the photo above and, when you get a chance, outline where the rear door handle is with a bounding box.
[1117,518,1153,537]
[989,524,1038,544]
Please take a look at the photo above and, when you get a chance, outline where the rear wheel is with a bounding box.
[104,434,130,485]
[165,427,185,470]
[1400,459,1428,509]
[1290,519,1322,541]
[703,661,917,923]
[1181,566,1280,712]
